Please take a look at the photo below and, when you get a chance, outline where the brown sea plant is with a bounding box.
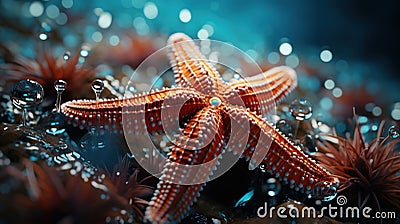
[101,157,154,221]
[0,159,130,223]
[316,115,400,212]
[0,51,96,102]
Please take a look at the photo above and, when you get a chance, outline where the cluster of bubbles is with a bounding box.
[2,76,141,221]
[9,77,111,151]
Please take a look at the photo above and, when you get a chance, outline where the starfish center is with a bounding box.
[209,97,222,106]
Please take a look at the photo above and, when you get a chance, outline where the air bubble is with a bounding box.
[388,126,400,139]
[63,51,71,61]
[289,99,313,121]
[91,79,104,101]
[12,80,44,126]
[262,178,282,196]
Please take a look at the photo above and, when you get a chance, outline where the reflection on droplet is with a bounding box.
[263,178,281,196]
[92,79,104,101]
[12,80,44,126]
[39,111,66,135]
[289,99,313,121]
[80,132,105,150]
[12,80,44,109]
[63,51,71,61]
[54,80,67,93]
[388,126,400,139]
[39,33,48,41]
[54,80,67,112]
[259,164,266,172]
[80,46,90,57]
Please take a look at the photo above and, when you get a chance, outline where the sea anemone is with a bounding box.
[315,114,400,212]
[0,51,97,104]
[101,156,154,222]
[0,159,129,223]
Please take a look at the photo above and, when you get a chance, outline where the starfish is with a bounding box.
[61,33,338,224]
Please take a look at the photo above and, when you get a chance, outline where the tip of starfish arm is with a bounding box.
[168,33,191,44]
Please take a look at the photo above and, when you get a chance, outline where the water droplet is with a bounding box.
[39,111,66,135]
[54,80,67,93]
[63,51,71,61]
[12,80,44,126]
[388,126,400,139]
[289,99,313,121]
[322,186,337,202]
[262,178,282,196]
[39,33,48,41]
[54,80,67,112]
[80,45,90,58]
[12,79,44,109]
[259,164,266,172]
[80,132,105,150]
[91,79,104,101]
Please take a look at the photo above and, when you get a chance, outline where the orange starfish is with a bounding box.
[61,33,337,224]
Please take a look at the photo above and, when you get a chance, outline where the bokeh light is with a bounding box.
[179,9,191,23]
[279,42,292,56]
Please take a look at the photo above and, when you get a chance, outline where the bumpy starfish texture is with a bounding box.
[61,33,338,224]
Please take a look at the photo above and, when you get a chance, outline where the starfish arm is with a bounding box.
[145,107,226,224]
[224,66,297,116]
[61,87,206,135]
[224,106,337,197]
[168,33,226,95]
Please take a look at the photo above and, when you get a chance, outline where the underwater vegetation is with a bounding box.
[316,114,400,212]
[0,1,400,224]
[1,51,97,103]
